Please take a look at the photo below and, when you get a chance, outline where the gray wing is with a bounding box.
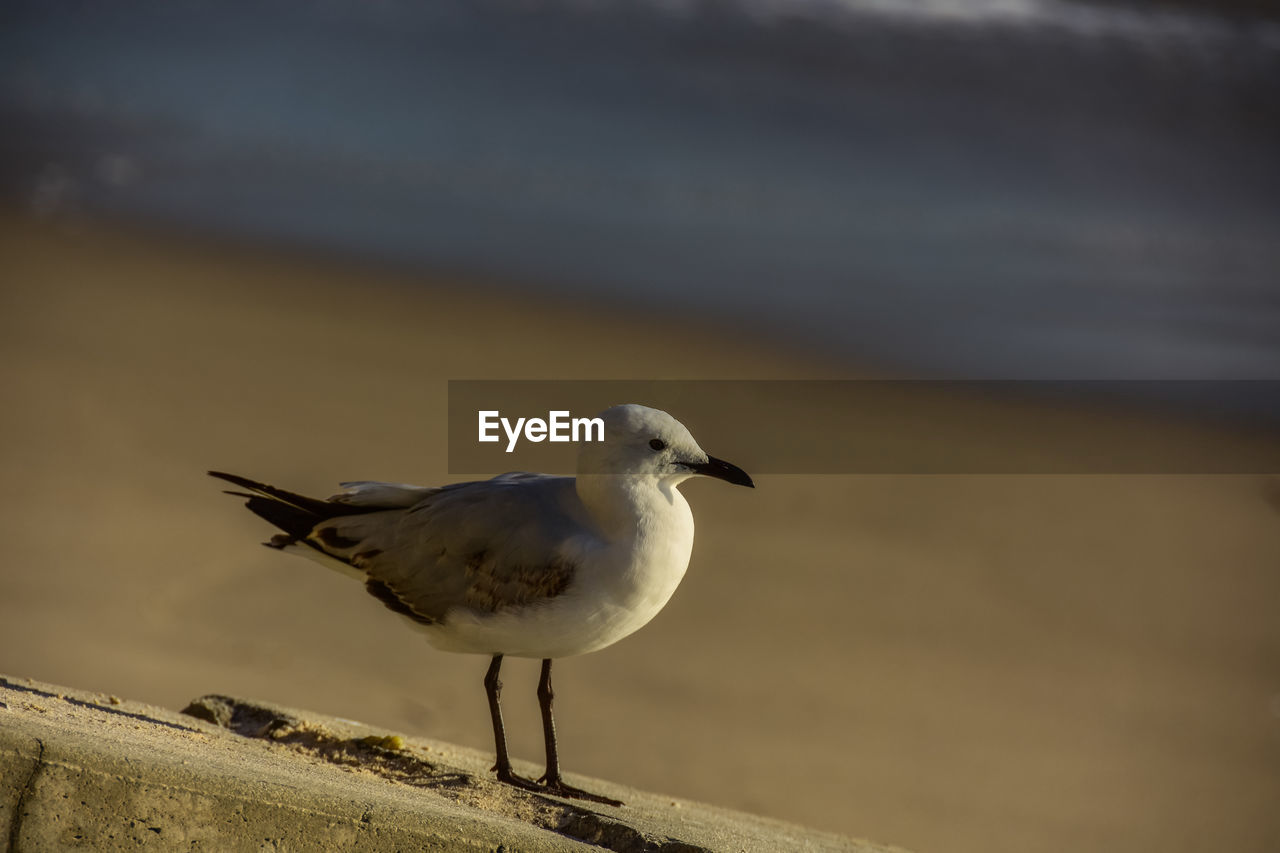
[307,474,588,624]
[329,481,440,508]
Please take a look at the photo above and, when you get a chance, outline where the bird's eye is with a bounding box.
[649,438,666,451]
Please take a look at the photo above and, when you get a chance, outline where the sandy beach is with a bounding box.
[2,212,1278,853]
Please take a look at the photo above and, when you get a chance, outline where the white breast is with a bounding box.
[427,486,696,659]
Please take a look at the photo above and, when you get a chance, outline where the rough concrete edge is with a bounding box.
[1,674,910,853]
[1,675,594,852]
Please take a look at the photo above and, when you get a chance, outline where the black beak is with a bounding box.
[688,455,755,488]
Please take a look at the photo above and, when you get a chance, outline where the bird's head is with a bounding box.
[576,404,753,488]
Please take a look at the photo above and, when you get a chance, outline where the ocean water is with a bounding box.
[3,0,1279,383]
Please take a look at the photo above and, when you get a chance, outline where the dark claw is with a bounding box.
[494,766,544,794]
[539,774,624,807]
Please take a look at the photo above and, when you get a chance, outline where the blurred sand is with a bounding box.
[2,212,1278,853]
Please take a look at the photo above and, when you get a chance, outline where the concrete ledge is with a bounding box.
[1,675,904,852]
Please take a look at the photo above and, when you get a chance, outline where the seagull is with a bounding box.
[209,403,753,805]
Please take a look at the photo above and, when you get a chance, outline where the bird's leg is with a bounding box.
[484,654,540,793]
[535,658,563,782]
[536,658,624,806]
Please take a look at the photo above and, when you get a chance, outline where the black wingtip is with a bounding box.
[209,470,263,492]
[209,469,389,546]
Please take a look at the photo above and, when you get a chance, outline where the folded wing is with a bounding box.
[211,471,588,627]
